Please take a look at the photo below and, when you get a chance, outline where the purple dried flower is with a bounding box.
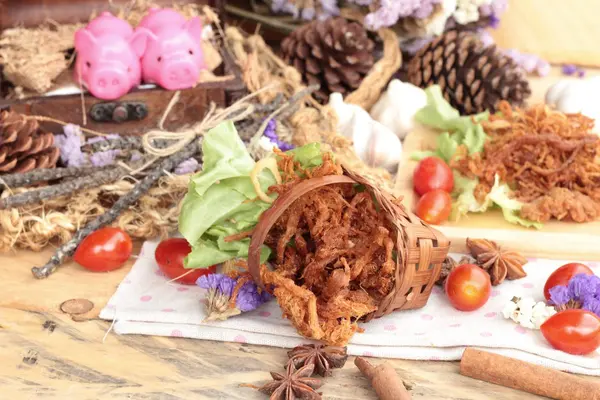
[479,3,493,17]
[490,0,509,17]
[487,13,501,29]
[562,64,577,76]
[301,7,316,20]
[549,285,571,306]
[568,273,600,300]
[478,30,495,48]
[583,296,600,317]
[197,273,272,319]
[263,119,295,151]
[364,0,422,30]
[500,49,549,77]
[218,276,236,297]
[263,119,277,138]
[174,158,199,175]
[235,281,273,312]
[90,149,120,167]
[197,273,235,293]
[520,54,539,73]
[577,68,586,78]
[130,151,142,162]
[319,0,340,17]
[55,124,86,167]
[411,0,439,19]
[536,60,551,77]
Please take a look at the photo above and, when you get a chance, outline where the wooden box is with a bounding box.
[0,0,245,135]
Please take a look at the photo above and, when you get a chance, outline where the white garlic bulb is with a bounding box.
[370,79,428,140]
[545,77,600,134]
[328,93,402,171]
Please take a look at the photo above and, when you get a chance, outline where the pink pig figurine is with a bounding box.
[85,11,134,38]
[136,9,207,90]
[74,24,147,100]
[137,8,186,33]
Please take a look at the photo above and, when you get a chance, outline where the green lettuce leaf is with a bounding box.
[451,173,543,229]
[450,172,491,221]
[412,85,489,163]
[178,121,323,269]
[486,176,543,229]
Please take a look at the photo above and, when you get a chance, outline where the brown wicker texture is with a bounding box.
[247,167,450,321]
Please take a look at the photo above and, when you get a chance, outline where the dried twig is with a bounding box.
[31,138,202,279]
[82,136,170,153]
[0,165,112,189]
[0,156,156,209]
[0,168,128,210]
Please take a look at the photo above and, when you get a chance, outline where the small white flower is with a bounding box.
[502,296,555,330]
[517,297,536,311]
[531,302,552,317]
[509,310,520,323]
[258,137,277,152]
[502,300,518,319]
[518,317,536,329]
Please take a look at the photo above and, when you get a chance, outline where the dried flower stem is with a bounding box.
[0,165,111,189]
[31,139,201,279]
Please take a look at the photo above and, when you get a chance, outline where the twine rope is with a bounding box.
[140,83,278,158]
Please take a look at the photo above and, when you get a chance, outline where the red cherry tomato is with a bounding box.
[413,156,454,196]
[541,309,600,355]
[544,263,594,301]
[445,264,492,311]
[74,227,133,272]
[155,238,216,285]
[415,189,452,225]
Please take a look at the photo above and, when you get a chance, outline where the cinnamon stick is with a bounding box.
[460,348,600,400]
[355,357,411,400]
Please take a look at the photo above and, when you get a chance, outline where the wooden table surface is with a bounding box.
[2,70,600,399]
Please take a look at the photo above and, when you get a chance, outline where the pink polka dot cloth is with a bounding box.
[100,240,600,376]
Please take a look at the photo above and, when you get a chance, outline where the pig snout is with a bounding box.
[88,69,131,100]
[159,60,199,90]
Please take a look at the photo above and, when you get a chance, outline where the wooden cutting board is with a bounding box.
[395,69,600,261]
[491,0,600,68]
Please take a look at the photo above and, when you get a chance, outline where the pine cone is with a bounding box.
[0,110,60,173]
[281,17,375,102]
[406,30,531,115]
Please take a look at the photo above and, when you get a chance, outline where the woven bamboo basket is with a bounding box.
[247,167,450,324]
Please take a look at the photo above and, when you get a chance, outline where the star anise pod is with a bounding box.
[466,238,527,286]
[436,256,476,286]
[258,363,323,400]
[287,344,348,377]
[436,257,456,286]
